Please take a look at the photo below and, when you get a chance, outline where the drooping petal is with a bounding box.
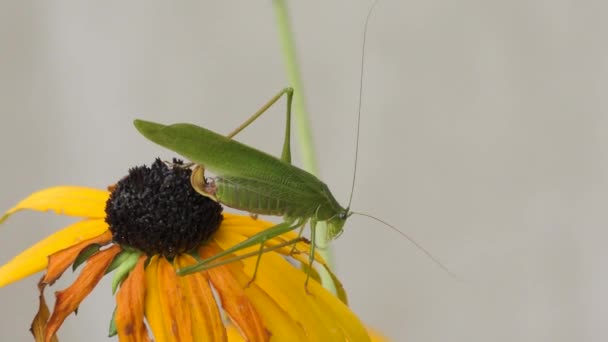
[43,230,112,285]
[0,186,109,223]
[45,245,121,342]
[0,219,109,288]
[201,244,308,341]
[116,256,151,342]
[175,255,227,342]
[144,256,193,342]
[199,247,269,342]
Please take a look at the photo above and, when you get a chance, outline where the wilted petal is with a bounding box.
[30,280,57,342]
[45,245,120,342]
[0,220,109,288]
[116,256,151,342]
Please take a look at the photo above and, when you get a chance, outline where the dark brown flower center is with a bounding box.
[105,159,223,258]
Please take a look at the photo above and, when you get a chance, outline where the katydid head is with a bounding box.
[326,208,352,240]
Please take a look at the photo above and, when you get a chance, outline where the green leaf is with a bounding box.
[111,251,141,294]
[72,244,101,271]
[108,306,117,337]
[105,250,130,275]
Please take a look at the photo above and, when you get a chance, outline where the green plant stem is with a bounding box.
[272,0,337,295]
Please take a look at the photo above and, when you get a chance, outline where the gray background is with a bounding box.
[1,1,607,341]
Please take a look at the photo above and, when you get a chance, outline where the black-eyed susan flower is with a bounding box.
[0,159,374,342]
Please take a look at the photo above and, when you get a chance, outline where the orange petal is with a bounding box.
[175,255,227,342]
[144,256,193,342]
[116,256,151,342]
[43,230,112,285]
[0,219,110,288]
[200,246,269,342]
[45,245,120,342]
[0,186,109,223]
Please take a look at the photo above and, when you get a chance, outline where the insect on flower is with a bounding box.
[0,159,371,341]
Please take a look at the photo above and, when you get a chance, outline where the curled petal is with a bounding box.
[1,186,109,223]
[45,245,121,342]
[0,220,109,288]
[175,255,227,342]
[144,256,193,342]
[116,256,151,342]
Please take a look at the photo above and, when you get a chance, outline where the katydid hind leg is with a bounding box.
[280,87,294,163]
[176,220,300,275]
[226,87,294,165]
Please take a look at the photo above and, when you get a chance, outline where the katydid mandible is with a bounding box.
[134,87,349,284]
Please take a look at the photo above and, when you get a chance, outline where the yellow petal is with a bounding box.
[216,231,370,341]
[226,325,245,342]
[0,219,109,288]
[175,255,227,342]
[144,256,193,342]
[0,186,109,224]
[144,257,168,342]
[368,327,391,342]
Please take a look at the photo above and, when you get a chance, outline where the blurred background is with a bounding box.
[1,1,607,341]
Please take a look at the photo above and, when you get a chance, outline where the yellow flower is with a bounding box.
[0,159,372,342]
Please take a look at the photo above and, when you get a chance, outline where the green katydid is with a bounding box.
[133,0,453,283]
[133,88,453,283]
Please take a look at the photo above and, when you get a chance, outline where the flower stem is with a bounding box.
[272,0,337,295]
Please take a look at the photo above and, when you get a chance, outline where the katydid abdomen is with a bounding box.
[213,176,317,218]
